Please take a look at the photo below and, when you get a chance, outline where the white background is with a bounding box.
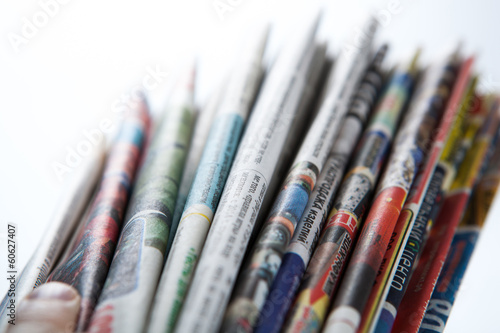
[1,0,499,332]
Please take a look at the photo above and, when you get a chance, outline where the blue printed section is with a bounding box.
[419,228,479,333]
[117,121,145,147]
[381,72,413,89]
[272,181,311,227]
[255,252,305,333]
[376,307,395,333]
[185,113,244,212]
[355,130,391,176]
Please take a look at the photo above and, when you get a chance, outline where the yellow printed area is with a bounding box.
[180,212,211,224]
[451,140,488,191]
[444,95,492,193]
[476,177,500,226]
[441,78,477,164]
[314,296,329,326]
[286,289,329,332]
[461,166,500,227]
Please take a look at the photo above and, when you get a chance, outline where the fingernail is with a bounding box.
[26,282,79,301]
